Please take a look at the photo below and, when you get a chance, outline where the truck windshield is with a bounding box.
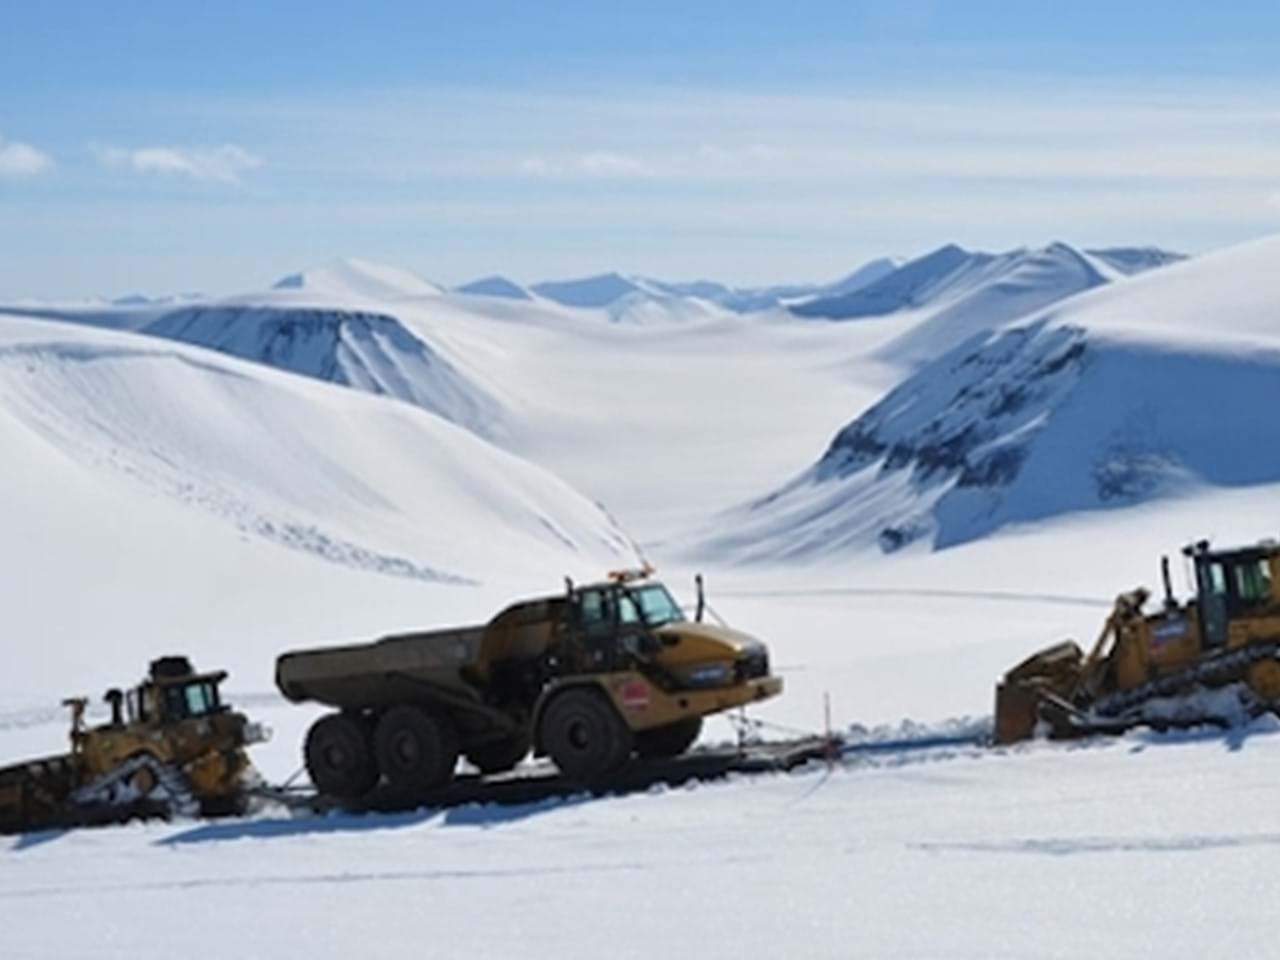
[628,584,686,627]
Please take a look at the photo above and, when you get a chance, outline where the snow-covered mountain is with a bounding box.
[530,272,654,308]
[0,242,1197,554]
[695,236,1280,561]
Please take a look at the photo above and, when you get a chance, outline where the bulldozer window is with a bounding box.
[1234,559,1273,606]
[184,682,220,717]
[1206,562,1227,595]
[163,682,220,720]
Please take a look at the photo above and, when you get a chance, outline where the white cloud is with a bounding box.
[0,136,53,178]
[577,151,652,178]
[93,143,263,184]
[518,150,653,180]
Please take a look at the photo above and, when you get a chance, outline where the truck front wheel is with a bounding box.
[540,689,633,781]
[374,706,459,798]
[304,713,378,799]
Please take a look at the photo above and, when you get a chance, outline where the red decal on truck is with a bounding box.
[620,679,650,710]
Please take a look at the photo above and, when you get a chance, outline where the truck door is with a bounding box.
[572,588,621,671]
[1197,558,1229,649]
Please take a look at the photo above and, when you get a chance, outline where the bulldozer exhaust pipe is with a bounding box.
[1161,555,1175,609]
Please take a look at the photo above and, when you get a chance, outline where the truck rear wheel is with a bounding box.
[305,713,378,799]
[466,733,530,776]
[374,706,459,797]
[541,689,633,781]
[635,716,703,759]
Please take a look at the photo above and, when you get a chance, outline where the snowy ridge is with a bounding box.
[793,243,1004,319]
[874,243,1114,365]
[791,242,1184,366]
[272,258,442,300]
[143,304,505,438]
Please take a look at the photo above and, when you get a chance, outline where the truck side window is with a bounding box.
[617,593,640,625]
[580,590,605,625]
[578,590,615,640]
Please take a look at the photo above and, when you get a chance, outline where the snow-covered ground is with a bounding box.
[6,723,1280,960]
[3,236,1280,957]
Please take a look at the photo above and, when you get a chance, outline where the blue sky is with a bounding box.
[4,1,1280,297]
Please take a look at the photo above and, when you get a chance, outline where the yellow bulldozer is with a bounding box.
[0,656,266,834]
[996,539,1280,743]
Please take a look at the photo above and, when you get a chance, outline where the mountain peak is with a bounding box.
[456,275,533,300]
[272,258,441,301]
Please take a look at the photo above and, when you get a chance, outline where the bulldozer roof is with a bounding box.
[1184,538,1279,560]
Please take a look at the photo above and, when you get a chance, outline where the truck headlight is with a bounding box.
[680,662,734,689]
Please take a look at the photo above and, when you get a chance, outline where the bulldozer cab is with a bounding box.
[105,657,229,732]
[1186,542,1278,648]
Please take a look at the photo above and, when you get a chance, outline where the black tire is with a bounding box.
[466,733,531,776]
[304,713,378,799]
[540,688,633,781]
[374,705,460,797]
[635,716,703,759]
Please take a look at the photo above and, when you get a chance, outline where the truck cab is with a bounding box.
[562,573,772,690]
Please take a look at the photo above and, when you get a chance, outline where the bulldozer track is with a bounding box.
[71,754,199,819]
[1065,640,1280,733]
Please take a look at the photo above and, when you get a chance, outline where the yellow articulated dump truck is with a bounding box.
[276,569,782,800]
[996,539,1280,743]
[0,657,266,834]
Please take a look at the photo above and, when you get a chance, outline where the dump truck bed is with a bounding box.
[276,625,488,710]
